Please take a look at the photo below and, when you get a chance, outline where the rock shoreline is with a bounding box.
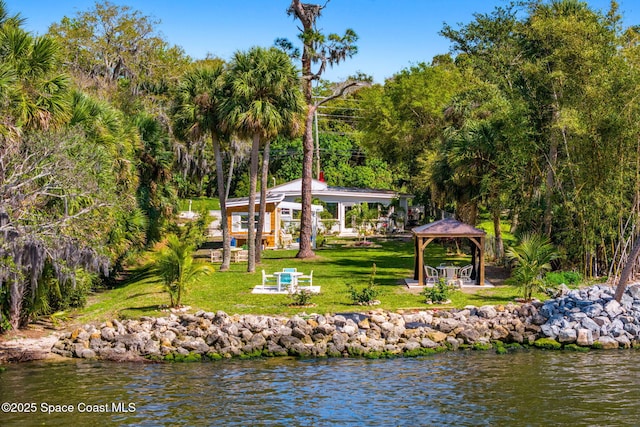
[43,284,640,362]
[4,284,640,363]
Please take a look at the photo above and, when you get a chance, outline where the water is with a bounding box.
[1,350,640,426]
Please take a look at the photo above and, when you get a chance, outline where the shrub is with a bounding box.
[289,289,314,306]
[422,278,454,304]
[149,234,214,307]
[347,263,380,305]
[544,271,582,286]
[506,233,559,300]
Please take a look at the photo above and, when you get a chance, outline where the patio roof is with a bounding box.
[412,218,486,237]
[412,218,486,286]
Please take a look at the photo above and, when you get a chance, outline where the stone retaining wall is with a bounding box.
[50,284,640,361]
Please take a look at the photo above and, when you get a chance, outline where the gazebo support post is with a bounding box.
[414,236,421,282]
[468,236,485,286]
[479,236,485,286]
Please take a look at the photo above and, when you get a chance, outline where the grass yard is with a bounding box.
[177,197,220,212]
[75,237,532,323]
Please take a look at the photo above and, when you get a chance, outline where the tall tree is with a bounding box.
[520,0,618,237]
[172,62,235,271]
[357,58,465,201]
[47,0,189,113]
[438,84,529,259]
[224,46,303,272]
[256,140,271,264]
[279,0,359,258]
[439,0,636,274]
[0,130,119,329]
[0,18,70,131]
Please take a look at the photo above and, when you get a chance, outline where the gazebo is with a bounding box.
[413,218,487,286]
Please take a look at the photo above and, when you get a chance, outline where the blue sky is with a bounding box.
[9,0,640,83]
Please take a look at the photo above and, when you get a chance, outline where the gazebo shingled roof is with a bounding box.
[412,218,487,286]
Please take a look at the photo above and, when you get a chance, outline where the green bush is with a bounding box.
[347,263,380,305]
[289,289,314,306]
[422,278,454,303]
[506,233,559,300]
[544,271,582,286]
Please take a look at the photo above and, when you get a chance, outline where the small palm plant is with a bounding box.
[347,203,378,243]
[151,234,214,308]
[506,233,559,301]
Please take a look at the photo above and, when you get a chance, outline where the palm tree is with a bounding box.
[172,62,235,270]
[506,233,559,300]
[283,0,359,260]
[0,24,70,131]
[347,203,379,243]
[223,46,303,272]
[150,234,213,308]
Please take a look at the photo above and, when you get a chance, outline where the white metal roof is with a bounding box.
[226,193,323,212]
[268,178,412,202]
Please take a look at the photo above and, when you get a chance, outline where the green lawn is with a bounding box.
[476,218,517,243]
[177,197,220,212]
[76,237,529,323]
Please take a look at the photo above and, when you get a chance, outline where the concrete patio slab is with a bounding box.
[251,286,321,295]
[404,278,494,289]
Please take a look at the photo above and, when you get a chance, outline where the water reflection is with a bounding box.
[1,351,640,426]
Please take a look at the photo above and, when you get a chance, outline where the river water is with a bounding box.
[1,350,639,426]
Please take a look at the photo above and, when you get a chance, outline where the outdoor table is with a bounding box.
[273,271,303,291]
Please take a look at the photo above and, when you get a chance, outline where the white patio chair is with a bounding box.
[459,265,473,286]
[262,270,277,288]
[235,250,248,262]
[210,249,222,263]
[297,270,313,289]
[443,266,459,286]
[277,271,295,292]
[424,265,439,285]
[280,230,293,248]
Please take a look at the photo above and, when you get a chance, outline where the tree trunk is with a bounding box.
[9,280,24,330]
[614,236,640,302]
[247,134,260,272]
[493,208,504,262]
[543,138,558,237]
[544,98,561,237]
[225,150,236,201]
[291,0,316,259]
[213,135,231,271]
[297,105,316,258]
[510,209,519,234]
[256,140,270,264]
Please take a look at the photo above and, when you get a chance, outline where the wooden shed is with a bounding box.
[226,193,323,249]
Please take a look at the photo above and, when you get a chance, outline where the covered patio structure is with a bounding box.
[413,218,487,286]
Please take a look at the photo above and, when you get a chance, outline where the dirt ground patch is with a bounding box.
[485,264,510,286]
[0,325,54,343]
